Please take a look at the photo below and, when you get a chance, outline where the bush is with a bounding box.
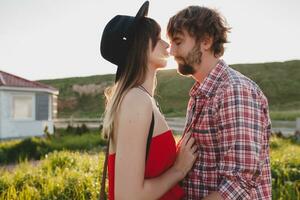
[75,126,82,135]
[0,132,106,164]
[270,136,300,199]
[0,137,50,164]
[81,124,90,133]
[48,151,77,171]
[66,124,74,134]
[44,126,51,140]
[0,151,104,200]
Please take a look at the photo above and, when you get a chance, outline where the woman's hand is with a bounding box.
[173,131,198,179]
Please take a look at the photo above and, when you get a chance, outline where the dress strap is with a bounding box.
[146,111,154,161]
[138,85,152,97]
[137,86,154,160]
[137,85,163,113]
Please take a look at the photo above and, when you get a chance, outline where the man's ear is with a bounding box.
[202,35,213,51]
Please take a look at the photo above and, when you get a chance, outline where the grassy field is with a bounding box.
[269,136,300,199]
[0,132,299,199]
[0,130,105,165]
[0,151,104,200]
[40,60,300,120]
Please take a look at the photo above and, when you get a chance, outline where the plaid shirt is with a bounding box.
[182,60,272,199]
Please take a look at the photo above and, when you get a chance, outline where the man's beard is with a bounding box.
[176,45,202,76]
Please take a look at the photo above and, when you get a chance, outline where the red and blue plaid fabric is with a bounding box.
[182,60,272,199]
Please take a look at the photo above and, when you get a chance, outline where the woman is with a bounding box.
[100,2,198,199]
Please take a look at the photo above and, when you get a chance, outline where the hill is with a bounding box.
[40,60,300,120]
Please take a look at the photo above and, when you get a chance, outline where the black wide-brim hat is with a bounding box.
[100,1,149,82]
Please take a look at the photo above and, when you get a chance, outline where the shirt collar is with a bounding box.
[189,59,228,98]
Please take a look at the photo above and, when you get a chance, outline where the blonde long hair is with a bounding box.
[103,18,161,139]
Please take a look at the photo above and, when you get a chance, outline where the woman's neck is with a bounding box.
[141,68,156,97]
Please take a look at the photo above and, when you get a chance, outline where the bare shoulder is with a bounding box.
[121,88,152,109]
[119,87,152,117]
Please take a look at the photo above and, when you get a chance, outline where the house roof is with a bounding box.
[0,70,58,92]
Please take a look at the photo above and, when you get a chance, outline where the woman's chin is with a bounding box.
[152,59,167,69]
[158,61,168,69]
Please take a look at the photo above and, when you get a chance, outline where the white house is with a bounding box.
[0,70,59,139]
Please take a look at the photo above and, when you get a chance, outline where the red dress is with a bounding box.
[108,130,184,200]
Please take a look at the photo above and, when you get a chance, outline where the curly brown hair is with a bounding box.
[167,6,231,57]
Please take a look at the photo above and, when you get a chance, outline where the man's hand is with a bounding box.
[203,191,223,200]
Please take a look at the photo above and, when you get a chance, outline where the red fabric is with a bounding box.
[108,130,184,200]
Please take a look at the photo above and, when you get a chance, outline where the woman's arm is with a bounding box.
[115,88,197,200]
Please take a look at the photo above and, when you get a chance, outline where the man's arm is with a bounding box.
[214,85,268,200]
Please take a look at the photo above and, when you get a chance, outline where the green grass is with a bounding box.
[39,60,300,120]
[0,151,105,200]
[0,131,106,165]
[270,136,300,199]
[270,110,300,121]
[0,134,300,199]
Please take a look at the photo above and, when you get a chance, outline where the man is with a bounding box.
[167,6,272,200]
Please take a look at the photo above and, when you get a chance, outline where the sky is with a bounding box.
[0,0,299,80]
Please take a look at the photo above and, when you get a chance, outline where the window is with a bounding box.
[12,95,34,120]
[36,93,49,120]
